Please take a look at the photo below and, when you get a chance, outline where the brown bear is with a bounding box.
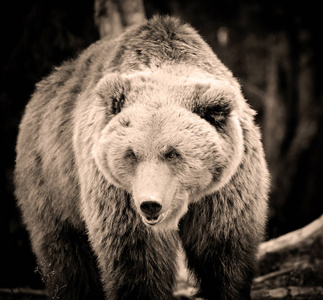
[15,16,269,300]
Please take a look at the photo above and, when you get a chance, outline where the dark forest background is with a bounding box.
[1,0,322,290]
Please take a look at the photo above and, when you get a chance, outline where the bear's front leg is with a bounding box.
[179,200,260,300]
[26,218,105,300]
[83,186,179,300]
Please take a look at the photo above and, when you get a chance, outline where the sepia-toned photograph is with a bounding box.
[1,1,322,299]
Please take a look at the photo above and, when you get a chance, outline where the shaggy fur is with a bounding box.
[15,16,269,300]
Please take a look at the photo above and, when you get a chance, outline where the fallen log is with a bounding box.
[258,214,323,259]
[252,214,323,299]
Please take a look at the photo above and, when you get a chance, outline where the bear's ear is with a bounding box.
[193,98,232,129]
[95,74,131,115]
[193,85,238,129]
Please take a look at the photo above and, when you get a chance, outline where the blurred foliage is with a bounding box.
[0,0,322,289]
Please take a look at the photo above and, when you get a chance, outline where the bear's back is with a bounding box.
[106,16,234,80]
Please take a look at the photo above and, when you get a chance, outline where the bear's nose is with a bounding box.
[140,201,162,215]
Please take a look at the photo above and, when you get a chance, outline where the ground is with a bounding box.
[1,217,323,300]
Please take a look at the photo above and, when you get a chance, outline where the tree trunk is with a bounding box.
[94,0,146,39]
[263,29,320,238]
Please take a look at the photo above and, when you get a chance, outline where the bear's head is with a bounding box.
[93,67,245,230]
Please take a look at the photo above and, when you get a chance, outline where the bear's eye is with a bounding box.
[125,149,137,162]
[164,148,180,161]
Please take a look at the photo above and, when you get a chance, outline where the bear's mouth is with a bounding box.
[143,212,167,226]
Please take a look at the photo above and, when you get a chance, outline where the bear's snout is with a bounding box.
[139,200,165,225]
[132,161,178,227]
[140,201,162,216]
